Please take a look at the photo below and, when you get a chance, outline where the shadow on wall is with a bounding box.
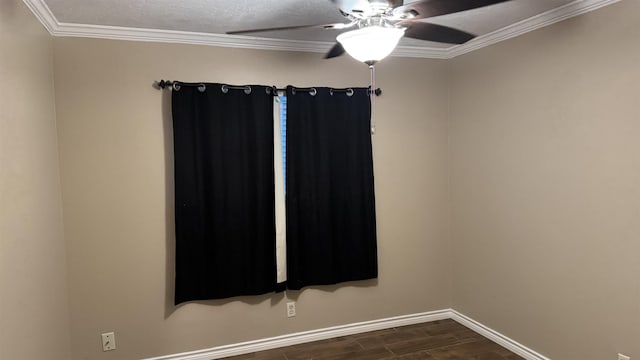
[159,86,377,319]
[161,87,175,319]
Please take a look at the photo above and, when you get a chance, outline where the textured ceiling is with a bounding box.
[33,0,617,56]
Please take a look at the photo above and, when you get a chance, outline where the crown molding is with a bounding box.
[23,0,620,59]
[54,22,341,54]
[21,0,56,33]
[446,0,622,58]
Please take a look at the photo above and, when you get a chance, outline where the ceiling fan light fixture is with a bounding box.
[337,26,404,64]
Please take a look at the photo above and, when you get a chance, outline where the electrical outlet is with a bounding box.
[101,332,116,351]
[618,354,630,360]
[286,301,296,317]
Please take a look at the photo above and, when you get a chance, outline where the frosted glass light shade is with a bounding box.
[337,26,404,64]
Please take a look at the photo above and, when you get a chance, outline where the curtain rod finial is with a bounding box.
[369,87,382,96]
[156,80,171,89]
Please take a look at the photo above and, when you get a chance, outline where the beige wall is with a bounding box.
[450,1,640,359]
[53,38,451,359]
[0,0,71,359]
[16,1,637,359]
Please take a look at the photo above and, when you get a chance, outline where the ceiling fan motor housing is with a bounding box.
[339,0,394,17]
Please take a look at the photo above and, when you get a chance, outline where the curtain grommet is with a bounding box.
[172,82,181,91]
[329,88,353,96]
[244,86,252,95]
[197,84,206,93]
[310,88,317,96]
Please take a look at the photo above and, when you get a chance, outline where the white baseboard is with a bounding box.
[143,309,550,360]
[450,310,551,360]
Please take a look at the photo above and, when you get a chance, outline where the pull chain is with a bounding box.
[369,64,376,135]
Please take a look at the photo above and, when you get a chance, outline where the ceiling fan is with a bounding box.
[227,0,512,64]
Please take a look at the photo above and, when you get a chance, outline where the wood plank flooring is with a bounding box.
[223,319,525,360]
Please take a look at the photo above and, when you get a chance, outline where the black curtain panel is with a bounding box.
[172,83,276,304]
[285,86,378,290]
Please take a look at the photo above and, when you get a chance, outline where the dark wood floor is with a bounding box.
[223,319,525,360]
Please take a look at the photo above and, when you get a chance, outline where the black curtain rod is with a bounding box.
[155,80,382,96]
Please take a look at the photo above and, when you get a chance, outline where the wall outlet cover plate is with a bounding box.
[102,332,116,351]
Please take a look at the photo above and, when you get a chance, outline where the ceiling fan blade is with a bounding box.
[403,22,475,44]
[325,42,346,59]
[227,23,348,35]
[395,0,511,20]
